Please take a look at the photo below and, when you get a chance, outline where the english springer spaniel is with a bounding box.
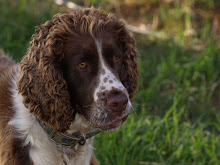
[0,7,139,165]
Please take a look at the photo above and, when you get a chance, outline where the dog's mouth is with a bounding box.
[79,100,132,132]
[99,115,129,131]
[83,110,130,132]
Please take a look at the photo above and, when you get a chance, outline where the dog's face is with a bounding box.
[62,33,132,131]
[18,8,139,133]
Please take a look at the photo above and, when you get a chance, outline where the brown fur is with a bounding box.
[0,50,14,75]
[90,154,99,165]
[0,53,32,165]
[17,7,139,133]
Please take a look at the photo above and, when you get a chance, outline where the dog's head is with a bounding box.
[17,8,139,133]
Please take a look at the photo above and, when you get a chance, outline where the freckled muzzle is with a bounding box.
[90,88,132,131]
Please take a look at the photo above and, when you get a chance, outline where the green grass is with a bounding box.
[0,0,57,61]
[1,0,220,164]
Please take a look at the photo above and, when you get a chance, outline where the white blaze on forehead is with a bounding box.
[93,40,127,102]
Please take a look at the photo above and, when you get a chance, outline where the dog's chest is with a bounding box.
[29,138,94,165]
[9,85,94,165]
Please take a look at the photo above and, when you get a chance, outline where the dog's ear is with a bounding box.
[117,25,139,102]
[17,17,74,133]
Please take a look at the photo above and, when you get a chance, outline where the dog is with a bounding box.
[0,7,139,165]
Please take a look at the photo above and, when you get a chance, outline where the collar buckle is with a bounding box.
[79,136,86,145]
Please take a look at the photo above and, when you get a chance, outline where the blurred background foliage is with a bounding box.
[0,0,220,164]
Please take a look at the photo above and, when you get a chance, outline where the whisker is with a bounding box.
[131,106,139,118]
[132,103,149,109]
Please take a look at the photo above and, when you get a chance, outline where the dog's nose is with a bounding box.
[107,93,128,114]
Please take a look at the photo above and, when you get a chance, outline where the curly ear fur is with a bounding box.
[121,38,139,101]
[17,20,73,133]
[17,8,139,133]
[115,25,139,102]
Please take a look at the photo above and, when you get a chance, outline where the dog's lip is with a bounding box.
[87,112,130,131]
[106,118,122,128]
[103,115,129,130]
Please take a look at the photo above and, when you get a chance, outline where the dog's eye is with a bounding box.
[113,56,120,63]
[78,62,87,69]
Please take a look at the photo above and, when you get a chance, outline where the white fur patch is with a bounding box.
[93,40,129,102]
[9,72,94,165]
[67,114,92,135]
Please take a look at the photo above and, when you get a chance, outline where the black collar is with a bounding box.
[37,118,101,148]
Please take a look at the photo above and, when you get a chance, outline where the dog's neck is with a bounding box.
[9,76,95,165]
[36,116,100,147]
